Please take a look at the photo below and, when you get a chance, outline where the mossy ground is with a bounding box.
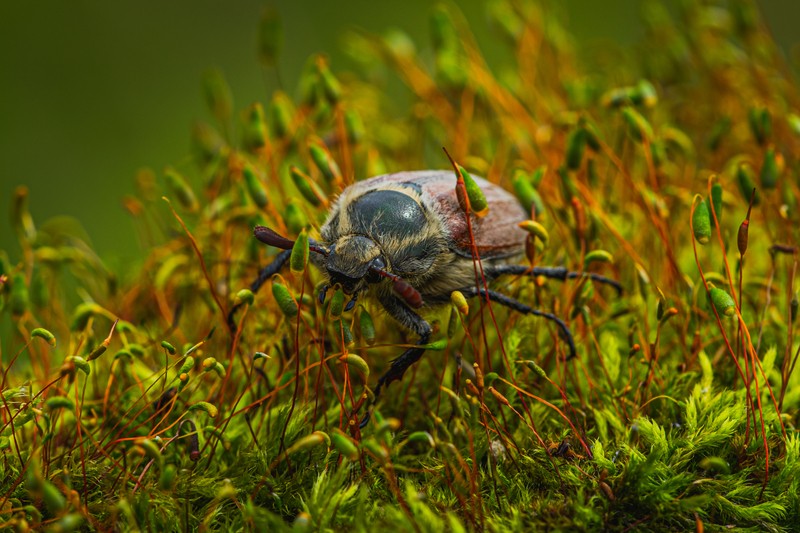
[2,1,800,531]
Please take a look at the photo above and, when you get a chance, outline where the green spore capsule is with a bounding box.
[67,356,90,376]
[161,341,176,355]
[31,328,56,347]
[344,110,365,144]
[189,401,219,418]
[315,56,342,105]
[359,308,375,345]
[331,430,359,460]
[735,163,759,205]
[328,288,345,319]
[632,79,658,107]
[235,289,255,306]
[308,138,342,184]
[284,201,307,234]
[584,250,614,268]
[41,480,67,514]
[760,146,780,189]
[565,128,587,170]
[339,353,369,377]
[70,302,100,331]
[242,164,269,208]
[710,287,736,316]
[243,102,267,152]
[179,356,196,374]
[622,107,653,143]
[748,105,771,146]
[164,167,199,212]
[692,198,711,244]
[423,339,448,351]
[9,272,29,316]
[290,165,324,207]
[272,278,298,318]
[290,230,309,274]
[458,165,488,217]
[269,91,294,140]
[45,396,75,412]
[512,172,544,216]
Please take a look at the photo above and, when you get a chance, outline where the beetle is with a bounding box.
[228,170,620,418]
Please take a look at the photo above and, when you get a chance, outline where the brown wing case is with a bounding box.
[346,171,527,259]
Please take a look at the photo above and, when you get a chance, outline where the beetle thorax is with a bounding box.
[325,234,382,294]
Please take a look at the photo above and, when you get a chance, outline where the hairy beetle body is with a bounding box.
[231,169,621,425]
[316,171,527,305]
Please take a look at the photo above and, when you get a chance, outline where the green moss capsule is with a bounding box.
[735,163,759,205]
[243,102,267,152]
[748,105,771,146]
[340,353,369,377]
[328,288,345,319]
[290,165,324,207]
[359,308,375,345]
[512,172,544,216]
[692,198,711,244]
[272,278,298,318]
[161,341,176,355]
[760,146,780,189]
[458,165,488,217]
[45,396,75,412]
[9,272,29,316]
[31,327,56,347]
[565,128,587,170]
[164,167,199,212]
[331,429,359,460]
[622,107,653,143]
[710,287,736,316]
[308,139,342,184]
[41,480,67,514]
[269,91,294,140]
[284,201,307,234]
[242,164,269,208]
[290,230,309,274]
[189,401,219,418]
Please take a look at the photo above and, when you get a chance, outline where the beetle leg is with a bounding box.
[318,284,330,305]
[487,265,622,294]
[461,287,577,359]
[344,293,358,312]
[360,293,432,427]
[227,249,292,332]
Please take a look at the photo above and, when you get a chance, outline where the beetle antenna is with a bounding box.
[254,225,328,255]
[368,265,424,308]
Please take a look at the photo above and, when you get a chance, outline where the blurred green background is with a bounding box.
[0,1,795,267]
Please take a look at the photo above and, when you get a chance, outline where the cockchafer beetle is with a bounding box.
[229,170,620,423]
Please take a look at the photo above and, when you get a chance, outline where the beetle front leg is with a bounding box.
[360,293,431,427]
[227,249,292,333]
[487,265,622,294]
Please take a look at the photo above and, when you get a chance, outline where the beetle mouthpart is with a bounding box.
[367,265,424,309]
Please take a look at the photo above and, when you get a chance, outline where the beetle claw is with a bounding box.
[344,294,358,312]
[318,284,329,304]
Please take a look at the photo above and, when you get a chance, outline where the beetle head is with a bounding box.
[326,235,384,294]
